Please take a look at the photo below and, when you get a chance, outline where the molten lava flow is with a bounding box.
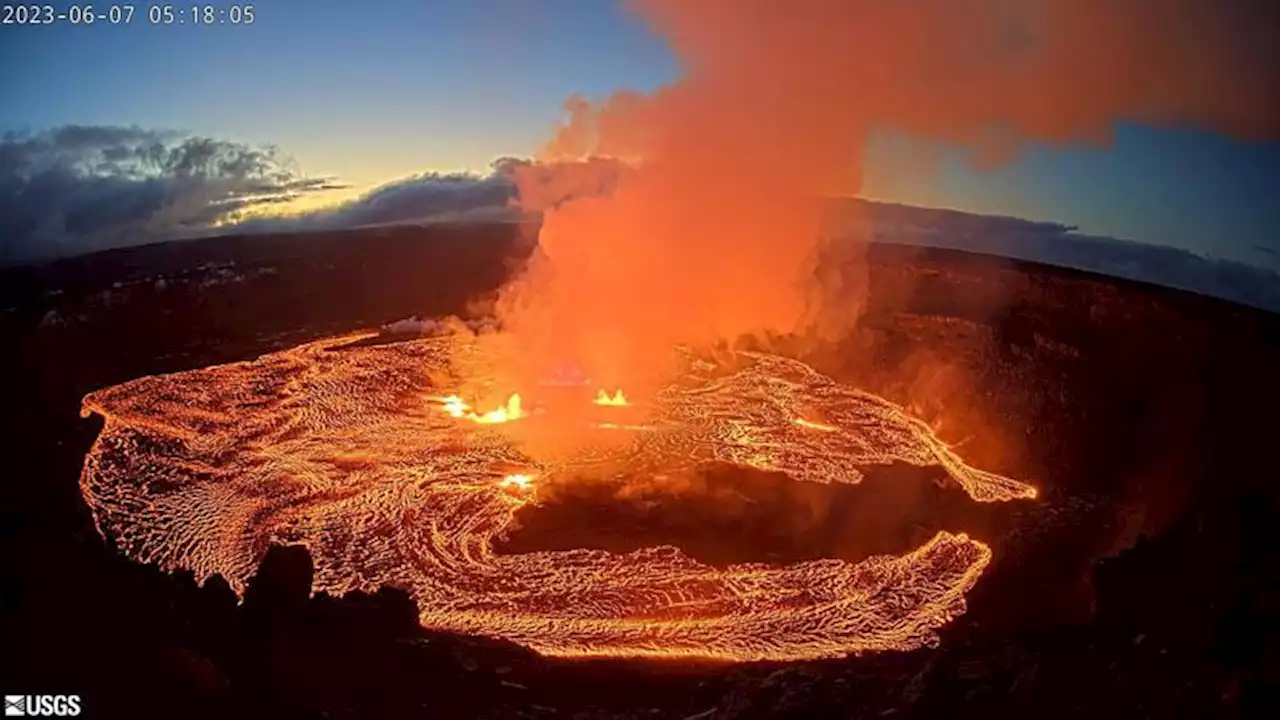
[437,395,471,417]
[593,422,653,431]
[433,393,525,424]
[594,389,628,406]
[476,394,524,424]
[500,473,536,492]
[80,333,1035,661]
[794,418,838,433]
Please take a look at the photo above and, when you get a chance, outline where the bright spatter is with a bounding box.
[80,332,1036,661]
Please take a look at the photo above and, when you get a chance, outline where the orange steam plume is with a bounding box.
[495,0,1278,398]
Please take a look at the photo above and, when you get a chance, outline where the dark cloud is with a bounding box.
[0,125,342,264]
[236,156,628,234]
[234,168,518,235]
[0,126,628,264]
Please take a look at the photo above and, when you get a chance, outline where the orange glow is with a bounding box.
[593,421,653,431]
[437,394,471,418]
[500,473,536,491]
[487,0,1280,423]
[593,389,628,406]
[794,418,837,432]
[433,393,525,424]
[475,394,524,424]
[80,333,1037,661]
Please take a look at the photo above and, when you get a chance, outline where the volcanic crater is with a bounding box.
[78,326,1036,661]
[10,224,1274,716]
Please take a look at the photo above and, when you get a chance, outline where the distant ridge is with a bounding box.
[827,199,1280,314]
[6,199,1278,314]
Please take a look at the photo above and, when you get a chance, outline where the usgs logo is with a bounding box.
[3,696,80,717]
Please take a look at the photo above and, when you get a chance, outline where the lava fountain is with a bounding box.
[80,329,1035,661]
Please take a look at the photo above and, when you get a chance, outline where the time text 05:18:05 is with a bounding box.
[2,5,256,25]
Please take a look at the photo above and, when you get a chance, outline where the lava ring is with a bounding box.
[80,332,1036,660]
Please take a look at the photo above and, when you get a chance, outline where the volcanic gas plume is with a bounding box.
[493,0,1279,399]
[81,330,1035,660]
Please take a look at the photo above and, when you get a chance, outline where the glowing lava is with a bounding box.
[794,417,838,432]
[594,389,629,406]
[80,332,1036,661]
[434,393,525,424]
[500,473,536,492]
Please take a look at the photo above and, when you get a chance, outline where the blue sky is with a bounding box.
[3,0,1277,268]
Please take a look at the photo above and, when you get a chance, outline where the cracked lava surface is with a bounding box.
[80,332,1036,661]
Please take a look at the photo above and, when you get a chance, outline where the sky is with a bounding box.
[2,0,1278,267]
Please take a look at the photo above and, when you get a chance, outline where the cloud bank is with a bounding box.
[236,156,627,234]
[0,126,346,264]
[0,129,629,264]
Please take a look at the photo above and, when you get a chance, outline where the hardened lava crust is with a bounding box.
[79,330,1034,661]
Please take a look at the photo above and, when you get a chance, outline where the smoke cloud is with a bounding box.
[495,0,1280,395]
[0,126,344,264]
[238,156,628,233]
